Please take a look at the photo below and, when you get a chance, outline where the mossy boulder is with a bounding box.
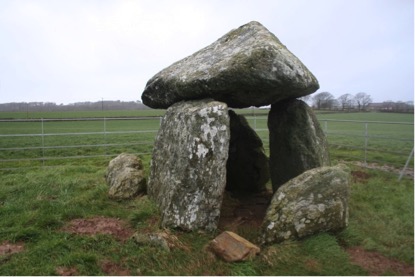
[106,153,146,200]
[141,21,319,109]
[259,164,350,244]
[147,99,230,231]
[268,99,330,192]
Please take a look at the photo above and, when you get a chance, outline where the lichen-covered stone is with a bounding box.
[141,21,319,109]
[131,230,187,252]
[226,110,269,193]
[106,153,146,199]
[148,99,230,231]
[268,99,330,192]
[260,164,350,244]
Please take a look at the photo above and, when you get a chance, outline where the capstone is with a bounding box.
[141,21,319,109]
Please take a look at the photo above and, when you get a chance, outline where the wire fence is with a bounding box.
[0,116,413,178]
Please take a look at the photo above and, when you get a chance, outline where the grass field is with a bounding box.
[0,109,413,275]
[1,110,412,170]
[0,162,412,275]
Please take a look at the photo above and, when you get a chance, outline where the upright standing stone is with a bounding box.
[141,21,319,109]
[268,99,330,192]
[148,99,230,231]
[226,110,269,193]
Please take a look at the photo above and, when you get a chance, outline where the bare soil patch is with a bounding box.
[351,170,370,183]
[0,241,24,256]
[346,246,414,276]
[55,266,79,276]
[61,216,134,241]
[219,190,272,231]
[100,259,131,276]
[354,161,414,178]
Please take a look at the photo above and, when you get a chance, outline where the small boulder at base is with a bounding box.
[226,110,269,193]
[106,153,146,199]
[260,164,351,244]
[142,21,319,109]
[268,99,330,192]
[148,99,230,231]
[209,231,260,262]
[131,230,188,252]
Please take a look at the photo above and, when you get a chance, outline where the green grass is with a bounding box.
[0,111,413,170]
[0,164,412,275]
[0,118,159,169]
[0,109,166,119]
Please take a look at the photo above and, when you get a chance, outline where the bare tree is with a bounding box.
[354,92,372,111]
[312,91,335,110]
[299,94,312,105]
[337,93,354,111]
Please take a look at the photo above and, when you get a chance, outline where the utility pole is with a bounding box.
[101,98,104,111]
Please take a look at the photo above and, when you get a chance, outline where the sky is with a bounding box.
[0,0,413,105]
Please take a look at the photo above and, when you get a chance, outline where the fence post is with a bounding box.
[104,117,107,155]
[41,118,45,167]
[364,122,368,165]
[398,147,414,181]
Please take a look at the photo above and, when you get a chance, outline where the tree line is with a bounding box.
[0,100,150,112]
[0,95,413,113]
[301,92,414,113]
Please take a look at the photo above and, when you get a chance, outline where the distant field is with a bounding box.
[0,110,413,170]
[0,109,166,119]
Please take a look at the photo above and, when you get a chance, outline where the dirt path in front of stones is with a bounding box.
[346,246,414,276]
[60,216,134,241]
[218,189,273,231]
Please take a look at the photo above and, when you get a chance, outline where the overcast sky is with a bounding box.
[0,0,413,105]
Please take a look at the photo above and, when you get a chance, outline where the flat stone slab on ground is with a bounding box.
[209,231,260,262]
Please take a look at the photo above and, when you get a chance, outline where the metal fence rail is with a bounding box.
[0,117,413,178]
[0,117,160,170]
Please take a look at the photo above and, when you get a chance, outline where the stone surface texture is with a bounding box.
[209,231,260,262]
[226,110,269,192]
[142,21,319,109]
[260,164,351,244]
[148,99,230,231]
[268,99,330,192]
[105,153,146,199]
[131,230,188,252]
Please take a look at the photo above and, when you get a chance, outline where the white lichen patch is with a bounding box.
[280,231,292,240]
[277,192,286,201]
[196,144,209,159]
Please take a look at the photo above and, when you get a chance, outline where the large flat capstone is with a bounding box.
[147,99,230,231]
[141,21,319,109]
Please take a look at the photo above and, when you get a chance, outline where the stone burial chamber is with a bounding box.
[141,21,350,243]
